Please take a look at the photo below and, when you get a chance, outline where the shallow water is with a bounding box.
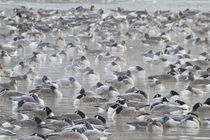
[0,0,210,140]
[0,0,210,11]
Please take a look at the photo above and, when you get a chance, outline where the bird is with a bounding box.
[9,117,43,128]
[83,122,111,139]
[47,110,86,121]
[104,61,121,72]
[19,106,54,121]
[0,88,25,98]
[0,79,18,90]
[32,75,51,88]
[14,100,44,112]
[9,93,44,105]
[54,77,81,89]
[29,85,62,97]
[180,113,200,128]
[46,128,88,140]
[150,102,187,114]
[191,98,210,116]
[181,85,206,97]
[117,90,148,102]
[0,127,16,136]
[73,89,106,106]
[74,115,107,126]
[39,118,74,131]
[146,120,163,133]
[15,133,46,140]
[111,105,150,120]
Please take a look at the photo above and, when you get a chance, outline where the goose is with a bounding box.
[0,88,25,98]
[32,75,51,88]
[26,52,46,65]
[104,61,121,72]
[0,79,18,90]
[47,110,86,121]
[0,50,11,61]
[83,69,100,85]
[29,85,62,97]
[146,120,163,133]
[150,102,187,114]
[97,86,119,99]
[162,114,180,127]
[192,99,210,116]
[55,37,66,50]
[105,41,127,52]
[10,74,31,83]
[55,77,81,89]
[151,95,169,106]
[165,90,182,102]
[0,127,16,136]
[64,43,86,56]
[174,100,189,111]
[9,117,43,128]
[46,128,88,140]
[181,85,206,97]
[111,105,150,120]
[106,76,134,89]
[113,70,134,80]
[126,120,148,129]
[9,93,44,105]
[83,45,106,55]
[146,78,165,91]
[73,90,106,106]
[148,74,177,82]
[125,100,150,110]
[48,53,62,63]
[180,113,200,128]
[112,56,127,66]
[20,106,54,121]
[95,52,114,64]
[73,89,104,99]
[128,66,145,77]
[13,61,33,75]
[58,50,68,61]
[14,100,44,112]
[0,64,14,77]
[26,68,37,79]
[15,133,46,140]
[74,115,106,126]
[72,56,90,69]
[95,98,128,113]
[83,122,111,139]
[40,118,73,131]
[126,114,179,129]
[117,90,148,102]
[92,82,109,94]
[0,44,24,56]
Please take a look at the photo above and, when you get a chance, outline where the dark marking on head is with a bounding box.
[116,106,123,114]
[44,107,52,116]
[18,100,24,107]
[95,115,106,124]
[75,110,86,119]
[192,103,202,112]
[175,100,186,105]
[34,117,42,124]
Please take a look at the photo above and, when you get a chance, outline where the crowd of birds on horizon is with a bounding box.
[0,5,210,140]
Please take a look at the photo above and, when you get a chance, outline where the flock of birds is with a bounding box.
[0,5,210,140]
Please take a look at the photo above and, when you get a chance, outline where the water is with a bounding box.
[0,0,210,11]
[0,0,210,140]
